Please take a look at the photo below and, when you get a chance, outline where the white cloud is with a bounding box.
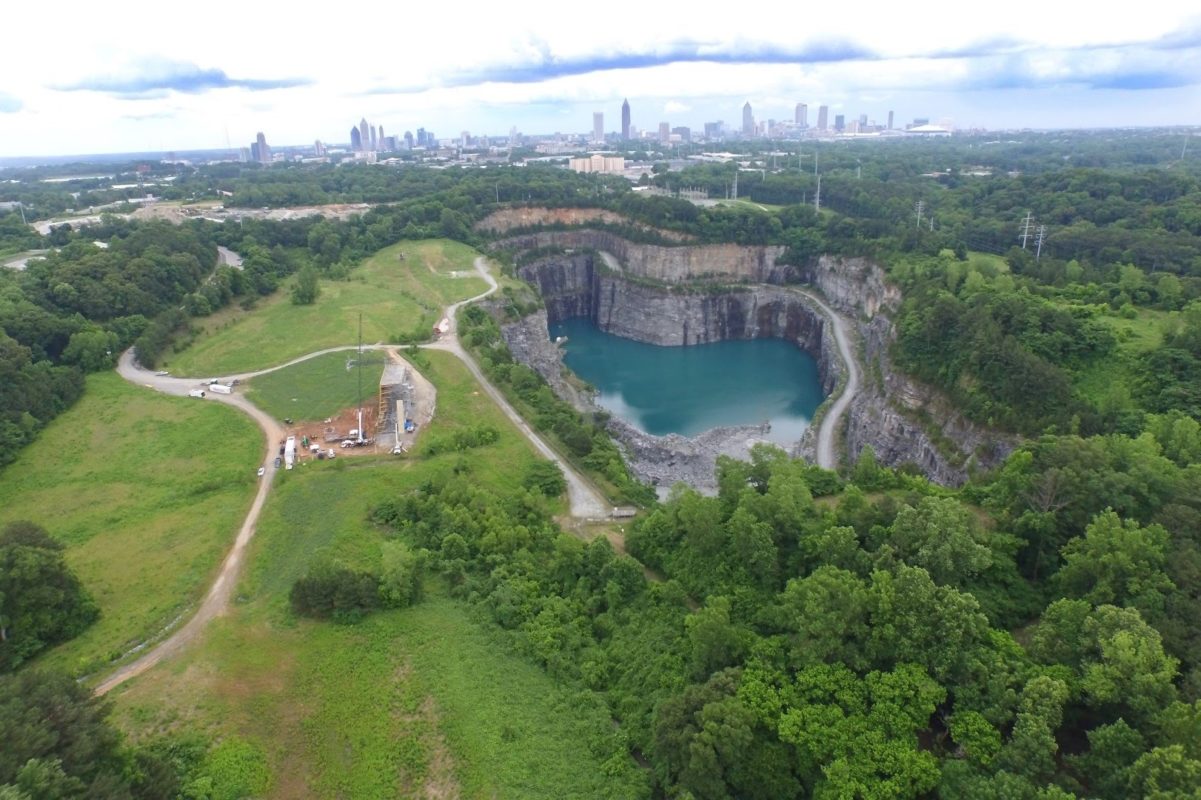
[1,0,1199,155]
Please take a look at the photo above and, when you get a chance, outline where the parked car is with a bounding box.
[257,467,266,477]
[274,456,282,468]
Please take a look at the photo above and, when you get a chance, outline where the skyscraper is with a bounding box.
[359,118,369,151]
[834,114,845,132]
[796,103,808,127]
[350,126,362,151]
[378,125,386,149]
[593,112,604,144]
[742,102,754,136]
[887,110,894,130]
[252,132,271,164]
[817,105,829,131]
[370,125,378,151]
[659,122,670,143]
[621,99,631,140]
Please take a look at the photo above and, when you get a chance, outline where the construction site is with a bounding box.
[275,349,436,468]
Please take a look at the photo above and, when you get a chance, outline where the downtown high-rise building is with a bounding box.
[817,105,829,131]
[250,132,271,164]
[370,125,378,151]
[742,102,754,136]
[593,111,604,143]
[350,126,362,151]
[621,98,631,140]
[834,114,845,132]
[887,110,894,130]
[378,124,386,148]
[359,118,370,151]
[796,103,807,127]
[659,122,670,143]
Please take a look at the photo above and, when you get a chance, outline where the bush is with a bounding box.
[524,460,568,497]
[289,563,381,623]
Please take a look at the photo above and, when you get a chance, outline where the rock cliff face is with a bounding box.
[518,257,840,393]
[501,230,794,284]
[505,247,1014,488]
[798,255,1015,483]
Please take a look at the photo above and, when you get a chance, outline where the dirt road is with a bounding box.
[98,354,284,695]
[791,289,861,470]
[98,256,611,693]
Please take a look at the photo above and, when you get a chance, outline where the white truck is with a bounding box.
[209,383,232,395]
[284,436,296,470]
[188,389,206,398]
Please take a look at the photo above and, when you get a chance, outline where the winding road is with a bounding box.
[97,256,609,695]
[791,289,861,471]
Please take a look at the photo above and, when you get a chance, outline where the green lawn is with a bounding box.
[167,239,488,376]
[245,350,386,422]
[109,353,612,798]
[0,373,262,677]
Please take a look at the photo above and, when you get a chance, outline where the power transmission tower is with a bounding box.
[1020,212,1033,249]
[915,200,924,229]
[1034,225,1046,260]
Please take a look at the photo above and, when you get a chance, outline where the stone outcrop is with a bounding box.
[500,230,794,284]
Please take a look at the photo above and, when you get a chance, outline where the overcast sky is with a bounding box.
[1,0,1199,157]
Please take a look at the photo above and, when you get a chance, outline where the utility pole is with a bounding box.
[856,159,861,180]
[929,215,934,231]
[732,169,738,200]
[1035,225,1046,260]
[915,200,924,229]
[814,174,821,213]
[17,201,26,226]
[1020,211,1033,249]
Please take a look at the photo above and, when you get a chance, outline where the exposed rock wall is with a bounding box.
[518,257,840,393]
[502,230,794,284]
[476,206,692,241]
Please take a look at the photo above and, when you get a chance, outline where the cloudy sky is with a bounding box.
[1,0,1199,157]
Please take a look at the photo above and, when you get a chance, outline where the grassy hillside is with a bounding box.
[109,352,608,798]
[168,239,488,376]
[0,372,261,677]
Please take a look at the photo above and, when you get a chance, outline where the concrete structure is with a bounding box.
[568,154,626,174]
[796,103,807,127]
[621,98,631,140]
[593,111,604,143]
[742,102,754,136]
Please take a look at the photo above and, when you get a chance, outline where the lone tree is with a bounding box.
[0,521,99,672]
[290,265,320,305]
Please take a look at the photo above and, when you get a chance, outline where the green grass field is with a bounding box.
[0,373,262,677]
[110,353,612,798]
[966,250,1010,274]
[245,351,387,422]
[167,239,488,376]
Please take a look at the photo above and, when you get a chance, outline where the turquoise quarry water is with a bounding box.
[549,317,826,445]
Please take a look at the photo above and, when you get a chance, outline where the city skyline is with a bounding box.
[1,0,1200,157]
